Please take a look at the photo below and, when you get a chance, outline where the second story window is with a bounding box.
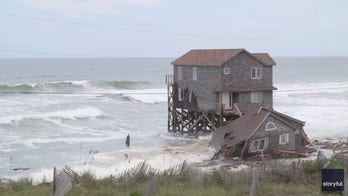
[223,68,230,75]
[192,67,197,81]
[178,66,182,80]
[251,68,262,79]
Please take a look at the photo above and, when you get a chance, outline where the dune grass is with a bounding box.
[0,171,325,196]
[0,155,346,196]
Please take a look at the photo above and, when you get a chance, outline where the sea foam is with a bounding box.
[5,136,212,183]
[274,81,348,139]
[0,107,104,124]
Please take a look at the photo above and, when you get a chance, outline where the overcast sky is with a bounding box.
[0,0,347,58]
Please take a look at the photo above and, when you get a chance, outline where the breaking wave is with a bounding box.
[0,81,89,93]
[0,107,105,124]
[0,83,43,92]
[98,89,167,104]
[104,80,150,89]
[0,80,151,93]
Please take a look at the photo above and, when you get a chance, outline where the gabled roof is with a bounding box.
[171,49,276,66]
[261,107,305,125]
[209,108,306,152]
[172,49,244,66]
[252,53,276,66]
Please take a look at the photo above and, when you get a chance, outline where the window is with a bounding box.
[251,68,262,79]
[266,122,277,131]
[251,92,262,103]
[192,67,197,81]
[229,93,232,108]
[250,138,269,152]
[279,134,289,144]
[178,88,184,101]
[178,66,182,80]
[189,90,193,102]
[223,68,230,75]
[252,141,258,152]
[259,139,265,150]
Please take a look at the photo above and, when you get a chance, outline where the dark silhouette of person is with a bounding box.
[125,134,130,147]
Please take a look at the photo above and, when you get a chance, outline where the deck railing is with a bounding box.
[233,103,243,116]
[216,102,242,116]
[165,75,174,85]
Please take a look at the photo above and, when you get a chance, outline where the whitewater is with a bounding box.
[0,57,347,182]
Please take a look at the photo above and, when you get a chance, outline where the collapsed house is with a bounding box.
[209,107,315,159]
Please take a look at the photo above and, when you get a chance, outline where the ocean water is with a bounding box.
[0,57,347,181]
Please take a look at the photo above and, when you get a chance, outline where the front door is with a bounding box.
[232,92,239,103]
[222,92,232,110]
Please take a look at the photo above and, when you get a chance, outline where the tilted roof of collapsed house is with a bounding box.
[209,107,310,153]
[171,49,276,66]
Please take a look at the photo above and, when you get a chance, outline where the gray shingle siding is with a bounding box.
[173,51,274,113]
[248,116,297,155]
[174,65,221,112]
[221,52,272,88]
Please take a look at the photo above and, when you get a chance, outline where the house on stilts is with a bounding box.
[166,48,314,159]
[165,48,276,135]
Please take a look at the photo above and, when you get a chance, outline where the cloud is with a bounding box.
[240,0,348,30]
[17,0,166,17]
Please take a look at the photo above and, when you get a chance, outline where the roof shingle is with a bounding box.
[209,108,307,153]
[252,53,276,66]
[172,49,244,66]
[171,49,276,66]
[209,109,270,152]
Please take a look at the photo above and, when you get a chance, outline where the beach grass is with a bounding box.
[0,155,346,196]
[0,172,325,196]
[0,175,320,196]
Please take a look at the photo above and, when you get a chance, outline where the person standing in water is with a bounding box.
[125,134,130,147]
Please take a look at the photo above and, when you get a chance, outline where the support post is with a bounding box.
[165,74,226,135]
[249,166,259,196]
[51,167,56,196]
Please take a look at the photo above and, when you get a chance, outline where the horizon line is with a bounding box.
[1,55,348,60]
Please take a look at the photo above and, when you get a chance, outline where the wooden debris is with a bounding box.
[272,150,308,158]
[246,154,264,162]
[312,139,348,155]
